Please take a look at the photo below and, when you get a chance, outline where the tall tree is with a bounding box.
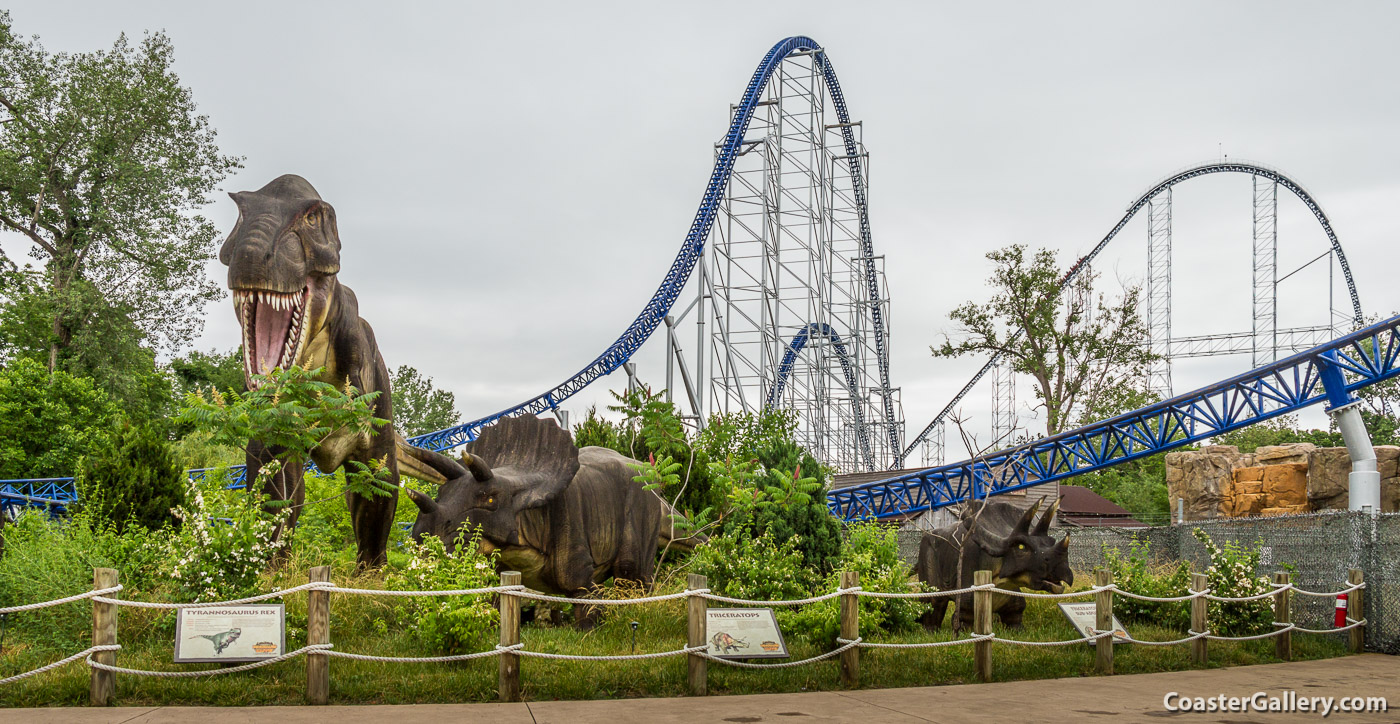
[0,14,241,369]
[390,365,461,437]
[933,244,1156,438]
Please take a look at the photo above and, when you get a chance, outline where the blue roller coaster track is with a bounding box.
[830,314,1400,522]
[765,323,874,470]
[901,160,1366,464]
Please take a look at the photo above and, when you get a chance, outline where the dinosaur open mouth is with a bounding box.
[234,282,311,387]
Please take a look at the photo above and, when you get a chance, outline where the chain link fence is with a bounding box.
[897,511,1399,654]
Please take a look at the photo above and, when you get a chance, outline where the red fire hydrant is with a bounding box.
[1335,593,1349,627]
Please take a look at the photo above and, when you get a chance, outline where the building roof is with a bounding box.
[1057,485,1145,527]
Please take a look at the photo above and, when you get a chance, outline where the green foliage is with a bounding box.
[1211,414,1341,452]
[389,365,460,437]
[0,356,118,478]
[691,529,811,620]
[0,270,175,425]
[932,244,1157,437]
[1192,528,1273,637]
[1102,538,1191,631]
[0,512,166,649]
[1075,454,1172,516]
[171,347,243,398]
[572,405,621,450]
[77,420,186,532]
[783,523,922,645]
[715,459,842,573]
[0,12,242,361]
[385,528,500,654]
[175,365,392,504]
[166,469,286,601]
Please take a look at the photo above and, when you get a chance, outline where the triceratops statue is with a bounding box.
[405,415,702,622]
[917,498,1071,631]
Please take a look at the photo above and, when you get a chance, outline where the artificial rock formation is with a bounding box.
[1166,442,1400,520]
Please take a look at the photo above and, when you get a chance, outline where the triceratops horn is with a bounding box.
[1014,499,1041,534]
[404,487,438,515]
[1033,498,1060,536]
[461,452,494,482]
[1057,534,1071,550]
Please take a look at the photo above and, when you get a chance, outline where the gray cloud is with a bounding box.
[6,1,1397,459]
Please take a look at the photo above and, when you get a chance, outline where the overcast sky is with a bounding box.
[6,1,1399,461]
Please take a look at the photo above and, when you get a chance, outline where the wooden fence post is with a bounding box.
[1094,568,1113,675]
[1190,571,1208,665]
[499,571,522,702]
[687,573,707,696]
[839,571,859,687]
[89,568,118,706]
[1347,569,1364,654]
[1272,572,1291,661]
[973,570,992,682]
[306,565,331,705]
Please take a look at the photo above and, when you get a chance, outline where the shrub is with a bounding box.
[691,529,811,607]
[385,528,500,654]
[166,469,286,601]
[1103,537,1191,631]
[1192,528,1273,636]
[78,420,186,532]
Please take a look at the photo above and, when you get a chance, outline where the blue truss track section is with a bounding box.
[766,323,875,470]
[832,314,1400,522]
[901,160,1367,464]
[0,477,77,516]
[406,36,897,455]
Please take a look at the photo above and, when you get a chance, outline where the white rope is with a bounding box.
[839,634,990,649]
[1204,626,1295,641]
[84,644,332,677]
[508,644,704,661]
[330,584,521,598]
[0,645,120,685]
[321,643,519,663]
[854,584,987,599]
[700,587,861,607]
[0,586,123,615]
[1292,619,1366,634]
[1291,581,1366,598]
[1118,631,1210,646]
[992,630,1114,647]
[1196,587,1286,603]
[94,581,334,609]
[994,585,1113,600]
[1110,586,1208,603]
[699,638,862,669]
[504,588,704,606]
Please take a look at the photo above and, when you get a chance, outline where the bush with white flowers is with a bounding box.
[1192,528,1274,636]
[167,465,287,602]
[386,527,500,654]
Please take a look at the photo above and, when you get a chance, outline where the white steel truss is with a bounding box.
[1145,189,1173,398]
[1253,177,1279,368]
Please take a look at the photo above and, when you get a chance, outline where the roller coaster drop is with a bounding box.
[1,37,1386,523]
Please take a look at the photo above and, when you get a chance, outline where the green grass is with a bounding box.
[0,555,1351,707]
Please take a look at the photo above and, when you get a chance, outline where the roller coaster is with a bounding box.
[2,36,1388,525]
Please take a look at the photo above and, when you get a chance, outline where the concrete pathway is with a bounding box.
[4,655,1397,723]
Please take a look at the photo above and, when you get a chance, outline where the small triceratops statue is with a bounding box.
[405,415,704,625]
[917,498,1071,631]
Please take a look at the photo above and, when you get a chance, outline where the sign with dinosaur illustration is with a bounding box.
[1057,602,1131,645]
[174,605,285,663]
[705,608,788,659]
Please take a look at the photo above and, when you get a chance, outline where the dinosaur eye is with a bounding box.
[487,497,494,504]
[1016,543,1027,550]
[305,210,318,227]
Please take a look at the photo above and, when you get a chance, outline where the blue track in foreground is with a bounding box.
[828,314,1400,522]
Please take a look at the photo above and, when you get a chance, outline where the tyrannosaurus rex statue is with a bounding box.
[219,174,448,568]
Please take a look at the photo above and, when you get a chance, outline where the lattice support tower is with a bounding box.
[919,419,946,467]
[696,50,901,473]
[1145,188,1173,398]
[1253,177,1279,368]
[990,357,1016,448]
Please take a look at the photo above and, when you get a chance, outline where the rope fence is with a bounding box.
[0,565,1369,704]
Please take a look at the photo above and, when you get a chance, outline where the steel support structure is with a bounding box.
[1145,188,1173,398]
[701,51,900,473]
[991,357,1016,447]
[832,314,1400,521]
[1253,177,1279,367]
